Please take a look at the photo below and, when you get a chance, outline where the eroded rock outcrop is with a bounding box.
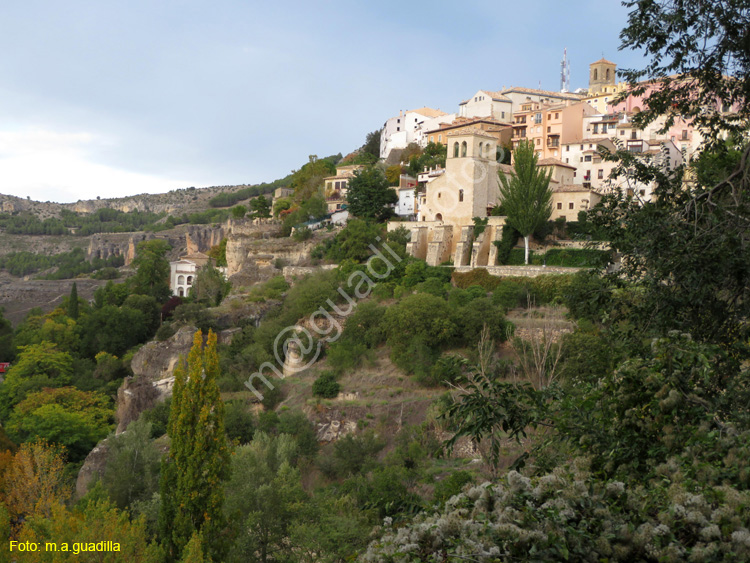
[115,325,198,434]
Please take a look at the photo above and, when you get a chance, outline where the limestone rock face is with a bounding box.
[115,376,164,435]
[75,437,111,498]
[130,325,197,384]
[316,420,358,442]
[114,325,197,434]
[226,235,314,279]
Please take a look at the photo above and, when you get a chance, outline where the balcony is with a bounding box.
[626,140,644,153]
[547,139,560,148]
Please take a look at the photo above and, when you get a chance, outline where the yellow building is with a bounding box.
[323,164,364,213]
[426,117,512,151]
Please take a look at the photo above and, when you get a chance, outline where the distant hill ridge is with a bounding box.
[0,183,262,219]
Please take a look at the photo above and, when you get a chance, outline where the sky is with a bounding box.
[0,0,644,203]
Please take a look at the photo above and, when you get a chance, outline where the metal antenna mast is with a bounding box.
[560,48,571,92]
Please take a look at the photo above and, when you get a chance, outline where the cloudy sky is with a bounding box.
[0,0,643,203]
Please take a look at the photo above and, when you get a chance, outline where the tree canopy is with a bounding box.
[497,139,553,264]
[130,239,172,303]
[345,166,398,222]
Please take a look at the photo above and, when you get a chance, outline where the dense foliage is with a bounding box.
[0,248,124,278]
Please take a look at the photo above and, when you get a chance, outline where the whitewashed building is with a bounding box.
[380,107,455,159]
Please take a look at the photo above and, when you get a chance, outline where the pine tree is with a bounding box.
[159,330,229,561]
[67,282,79,320]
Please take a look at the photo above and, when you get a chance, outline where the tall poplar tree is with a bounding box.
[67,282,79,320]
[498,140,553,264]
[159,330,229,561]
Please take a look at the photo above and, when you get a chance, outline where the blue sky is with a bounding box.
[0,0,642,203]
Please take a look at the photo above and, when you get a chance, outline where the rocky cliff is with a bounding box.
[86,222,228,265]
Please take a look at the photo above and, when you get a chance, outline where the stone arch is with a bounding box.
[435,213,443,221]
[606,68,610,80]
[187,275,193,285]
[593,68,598,80]
[177,275,185,285]
[461,141,467,157]
[453,142,459,158]
[478,142,483,156]
[179,288,184,297]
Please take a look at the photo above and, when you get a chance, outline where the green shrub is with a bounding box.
[530,248,611,268]
[492,280,527,309]
[425,354,465,388]
[139,399,171,438]
[326,341,369,374]
[414,277,447,298]
[451,269,502,291]
[224,400,256,444]
[293,226,313,241]
[312,371,340,398]
[452,298,510,345]
[433,470,474,506]
[372,282,395,300]
[320,431,385,478]
[493,224,520,265]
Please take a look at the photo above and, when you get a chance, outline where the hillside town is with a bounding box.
[1,2,749,562]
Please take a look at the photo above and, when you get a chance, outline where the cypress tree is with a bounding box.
[67,282,79,320]
[159,330,229,561]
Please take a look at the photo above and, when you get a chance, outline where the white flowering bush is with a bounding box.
[361,460,750,562]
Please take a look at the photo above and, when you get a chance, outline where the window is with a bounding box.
[598,169,604,179]
[179,288,184,297]
[187,276,193,286]
[177,275,184,285]
[438,134,442,142]
[438,193,441,199]
[573,171,576,177]
[631,131,637,140]
[461,141,467,157]
[593,69,598,80]
[620,130,625,136]
[555,112,559,119]
[606,68,610,80]
[584,155,592,162]
[557,202,562,210]
[535,112,542,123]
[580,144,583,150]
[566,145,570,152]
[569,202,575,210]
[681,130,688,140]
[459,189,464,202]
[565,158,569,163]
[453,142,459,157]
[602,124,607,133]
[547,126,551,133]
[479,142,483,155]
[593,124,599,134]
[397,119,400,123]
[548,114,551,119]
[502,112,505,118]
[536,139,540,145]
[430,136,434,143]
[397,127,400,131]
[415,118,418,122]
